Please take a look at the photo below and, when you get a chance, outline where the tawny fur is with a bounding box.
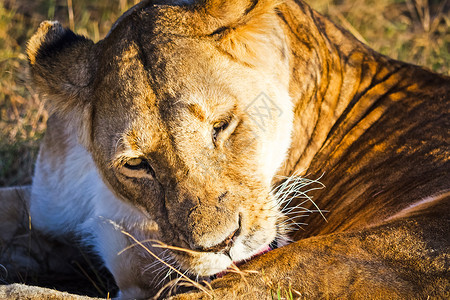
[0,0,448,299]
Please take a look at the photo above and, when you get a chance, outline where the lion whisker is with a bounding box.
[282,204,314,214]
[271,174,325,207]
[278,184,324,209]
[280,213,313,223]
[152,255,178,284]
[282,223,308,231]
[157,268,176,288]
[281,216,307,225]
[268,174,327,234]
[152,260,170,275]
[142,249,171,273]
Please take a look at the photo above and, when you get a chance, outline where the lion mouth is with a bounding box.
[213,243,274,279]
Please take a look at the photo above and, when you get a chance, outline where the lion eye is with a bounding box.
[212,120,229,143]
[126,158,142,167]
[124,158,156,177]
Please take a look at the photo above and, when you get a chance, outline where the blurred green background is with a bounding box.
[0,0,449,186]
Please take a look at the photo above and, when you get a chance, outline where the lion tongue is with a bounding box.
[215,245,272,278]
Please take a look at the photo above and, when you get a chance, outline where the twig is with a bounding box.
[120,231,213,297]
[67,0,75,31]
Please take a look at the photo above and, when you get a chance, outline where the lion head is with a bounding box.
[27,0,293,280]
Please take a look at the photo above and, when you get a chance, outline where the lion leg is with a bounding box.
[0,187,85,288]
[170,199,449,299]
[0,186,47,279]
[0,186,30,242]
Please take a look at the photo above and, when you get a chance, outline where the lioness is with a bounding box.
[8,0,450,298]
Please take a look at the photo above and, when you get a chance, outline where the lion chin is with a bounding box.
[177,242,274,277]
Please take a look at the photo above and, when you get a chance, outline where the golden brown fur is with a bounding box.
[1,0,448,298]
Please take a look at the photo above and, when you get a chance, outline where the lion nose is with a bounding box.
[197,227,239,254]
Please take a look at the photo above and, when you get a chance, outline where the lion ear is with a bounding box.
[27,21,95,115]
[203,0,251,21]
[203,0,286,67]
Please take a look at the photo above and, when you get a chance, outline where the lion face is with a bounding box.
[27,1,292,276]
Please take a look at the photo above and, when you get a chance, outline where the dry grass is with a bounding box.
[0,0,449,187]
[0,0,139,186]
[310,0,449,74]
